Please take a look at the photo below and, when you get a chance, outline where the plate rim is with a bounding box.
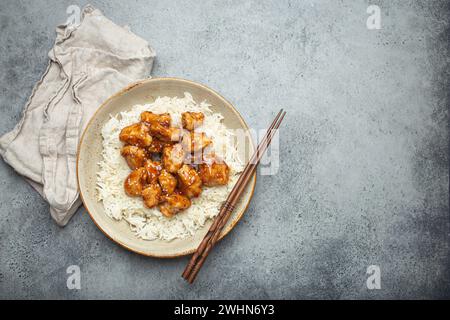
[76,77,256,258]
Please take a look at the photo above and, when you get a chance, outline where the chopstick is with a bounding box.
[182,109,286,283]
[182,109,284,280]
[183,110,286,283]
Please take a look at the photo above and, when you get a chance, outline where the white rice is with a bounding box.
[96,92,244,241]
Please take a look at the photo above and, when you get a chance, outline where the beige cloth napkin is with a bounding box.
[0,5,155,226]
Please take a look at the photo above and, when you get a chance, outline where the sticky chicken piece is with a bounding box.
[199,160,230,186]
[140,111,171,127]
[158,194,191,218]
[184,146,216,165]
[158,169,177,195]
[124,167,147,197]
[181,132,212,153]
[142,183,162,208]
[148,122,182,142]
[181,112,205,131]
[147,137,166,153]
[119,123,152,147]
[120,145,148,170]
[144,159,162,184]
[177,164,202,198]
[162,143,185,173]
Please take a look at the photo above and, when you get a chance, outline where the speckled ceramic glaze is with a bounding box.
[77,78,256,258]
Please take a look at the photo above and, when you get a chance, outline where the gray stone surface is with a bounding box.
[0,0,448,299]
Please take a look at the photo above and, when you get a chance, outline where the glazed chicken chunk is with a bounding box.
[162,143,185,173]
[159,194,191,218]
[158,169,177,195]
[177,164,202,198]
[181,132,212,153]
[147,137,166,153]
[148,122,182,142]
[120,145,148,170]
[142,183,162,208]
[124,167,148,196]
[144,159,162,184]
[181,112,205,131]
[140,111,171,127]
[199,160,230,186]
[119,123,152,147]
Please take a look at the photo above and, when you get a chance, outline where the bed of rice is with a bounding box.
[96,93,244,241]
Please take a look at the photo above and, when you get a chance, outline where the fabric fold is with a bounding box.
[0,5,155,226]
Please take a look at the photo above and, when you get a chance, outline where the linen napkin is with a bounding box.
[0,5,155,226]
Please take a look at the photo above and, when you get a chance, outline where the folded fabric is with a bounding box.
[0,5,155,226]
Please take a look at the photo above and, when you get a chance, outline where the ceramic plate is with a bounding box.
[77,78,256,257]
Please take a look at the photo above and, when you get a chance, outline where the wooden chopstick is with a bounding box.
[181,110,284,281]
[181,109,284,280]
[186,112,285,283]
[182,109,286,283]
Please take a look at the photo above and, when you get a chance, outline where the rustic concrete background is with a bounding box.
[0,0,448,299]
